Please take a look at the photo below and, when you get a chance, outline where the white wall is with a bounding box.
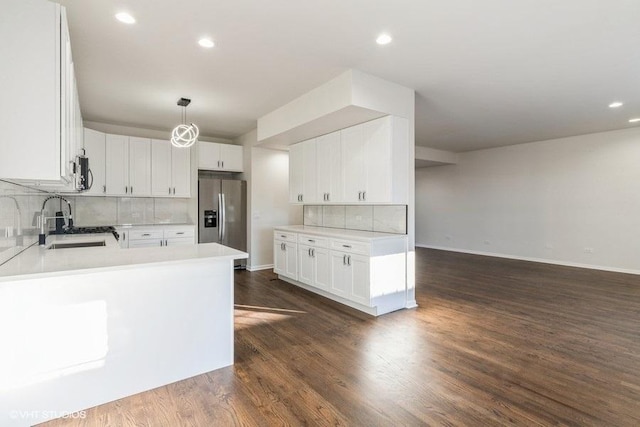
[236,130,301,270]
[416,127,640,274]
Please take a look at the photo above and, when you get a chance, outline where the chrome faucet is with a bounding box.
[39,195,73,246]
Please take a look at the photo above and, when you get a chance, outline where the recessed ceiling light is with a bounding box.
[376,34,392,45]
[115,12,136,24]
[609,102,623,108]
[629,118,640,123]
[198,38,215,48]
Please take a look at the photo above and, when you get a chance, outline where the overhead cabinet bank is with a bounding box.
[289,115,409,204]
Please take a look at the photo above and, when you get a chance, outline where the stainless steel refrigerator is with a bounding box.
[198,175,247,268]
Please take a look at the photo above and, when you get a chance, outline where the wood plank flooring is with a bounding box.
[41,248,640,426]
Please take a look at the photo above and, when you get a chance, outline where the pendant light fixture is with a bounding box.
[171,97,199,148]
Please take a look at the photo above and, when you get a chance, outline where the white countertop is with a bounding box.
[0,233,247,282]
[274,225,407,242]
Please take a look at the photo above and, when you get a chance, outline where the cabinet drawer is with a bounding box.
[129,229,164,240]
[330,239,370,255]
[298,234,328,248]
[274,231,297,242]
[165,228,195,238]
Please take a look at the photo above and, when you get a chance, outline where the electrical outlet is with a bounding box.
[583,247,594,254]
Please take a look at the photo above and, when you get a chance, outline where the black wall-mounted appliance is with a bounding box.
[74,149,92,192]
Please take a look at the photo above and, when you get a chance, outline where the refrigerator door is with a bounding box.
[198,177,221,244]
[221,180,247,255]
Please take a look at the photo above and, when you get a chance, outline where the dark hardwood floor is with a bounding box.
[42,248,640,426]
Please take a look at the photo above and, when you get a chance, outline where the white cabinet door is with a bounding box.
[297,244,314,286]
[316,131,342,203]
[362,117,392,203]
[171,145,191,197]
[349,254,370,306]
[151,139,172,196]
[302,139,317,203]
[289,139,317,204]
[341,125,366,203]
[198,142,221,170]
[165,237,195,246]
[289,143,304,203]
[274,241,287,276]
[83,128,106,195]
[313,247,331,290]
[129,137,151,196]
[330,251,351,298]
[284,242,298,280]
[128,239,163,248]
[219,144,243,172]
[105,134,129,196]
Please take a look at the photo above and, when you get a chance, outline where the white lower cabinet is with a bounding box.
[119,225,195,249]
[273,228,407,316]
[274,239,297,280]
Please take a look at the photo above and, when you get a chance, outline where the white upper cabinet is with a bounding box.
[151,139,192,197]
[105,134,129,196]
[289,115,408,205]
[198,142,243,172]
[0,1,82,184]
[316,131,343,203]
[105,135,151,197]
[289,139,317,203]
[128,137,152,196]
[83,129,106,195]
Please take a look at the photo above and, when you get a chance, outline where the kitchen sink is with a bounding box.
[47,240,106,250]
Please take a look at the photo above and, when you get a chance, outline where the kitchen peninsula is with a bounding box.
[0,234,247,427]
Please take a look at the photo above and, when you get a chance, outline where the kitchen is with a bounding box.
[2,0,640,425]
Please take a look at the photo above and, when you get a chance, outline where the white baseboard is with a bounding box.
[416,244,640,276]
[247,264,274,272]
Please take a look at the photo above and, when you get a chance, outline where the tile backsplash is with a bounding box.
[303,205,407,234]
[0,178,193,267]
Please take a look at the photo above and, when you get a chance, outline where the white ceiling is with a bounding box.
[57,0,640,152]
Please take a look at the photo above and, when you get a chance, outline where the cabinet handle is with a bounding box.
[142,233,151,237]
[312,248,315,257]
[281,235,286,238]
[125,186,128,194]
[358,191,361,200]
[326,193,330,201]
[160,240,163,246]
[362,191,366,201]
[347,255,351,266]
[217,160,220,168]
[343,254,346,265]
[308,239,315,243]
[131,186,133,194]
[308,248,312,257]
[222,161,224,168]
[281,242,285,251]
[176,232,185,235]
[165,239,168,246]
[342,244,351,248]
[103,185,106,193]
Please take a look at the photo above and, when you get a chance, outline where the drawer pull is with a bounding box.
[308,239,315,243]
[176,232,185,235]
[342,244,351,248]
[280,235,286,238]
[142,233,151,237]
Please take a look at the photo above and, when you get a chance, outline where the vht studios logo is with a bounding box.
[9,410,87,420]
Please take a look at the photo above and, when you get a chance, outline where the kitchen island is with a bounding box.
[0,233,247,427]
